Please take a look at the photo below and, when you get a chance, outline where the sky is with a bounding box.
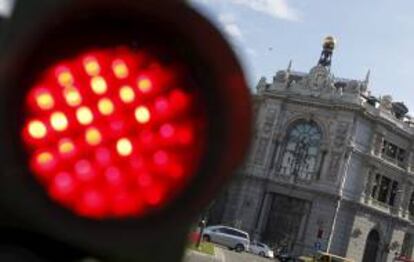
[189,0,414,111]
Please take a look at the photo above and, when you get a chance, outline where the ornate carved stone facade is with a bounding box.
[208,40,414,262]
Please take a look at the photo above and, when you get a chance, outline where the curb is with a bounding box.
[184,246,224,262]
[214,247,225,262]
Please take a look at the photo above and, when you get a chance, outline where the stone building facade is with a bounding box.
[209,39,414,262]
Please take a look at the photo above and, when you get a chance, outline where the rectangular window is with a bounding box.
[377,176,390,203]
[371,174,380,198]
[371,174,399,207]
[381,140,387,154]
[381,140,406,165]
[389,181,399,206]
[398,149,406,164]
[409,194,414,217]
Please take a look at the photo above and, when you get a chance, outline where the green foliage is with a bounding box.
[187,242,215,256]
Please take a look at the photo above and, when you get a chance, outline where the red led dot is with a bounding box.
[21,46,207,219]
[111,193,141,217]
[75,160,95,182]
[33,151,56,172]
[170,90,189,111]
[154,150,168,166]
[144,183,165,206]
[160,124,175,138]
[83,56,101,76]
[56,66,74,87]
[50,112,68,132]
[116,138,133,156]
[33,88,55,110]
[27,120,47,139]
[50,172,76,202]
[105,167,123,187]
[169,163,185,179]
[178,127,195,145]
[112,59,129,79]
[95,147,111,165]
[77,190,107,218]
[137,76,152,93]
[139,130,154,146]
[154,97,169,114]
[135,106,151,124]
[137,172,153,187]
[130,154,144,170]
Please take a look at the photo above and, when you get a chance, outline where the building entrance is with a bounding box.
[262,194,311,252]
[362,229,380,262]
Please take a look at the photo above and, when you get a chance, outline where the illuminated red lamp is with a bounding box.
[21,47,207,219]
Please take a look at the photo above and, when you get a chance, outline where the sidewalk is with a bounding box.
[183,246,224,262]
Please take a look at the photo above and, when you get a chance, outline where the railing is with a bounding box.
[381,153,405,169]
[277,168,314,182]
[369,198,392,213]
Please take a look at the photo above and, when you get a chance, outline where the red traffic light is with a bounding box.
[22,46,207,219]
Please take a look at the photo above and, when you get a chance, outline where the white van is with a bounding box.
[202,225,250,252]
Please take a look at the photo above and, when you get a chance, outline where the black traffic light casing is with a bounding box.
[0,1,252,261]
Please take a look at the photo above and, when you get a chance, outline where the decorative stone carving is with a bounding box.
[265,108,277,122]
[263,122,272,135]
[364,167,376,201]
[347,80,361,94]
[334,122,350,148]
[256,77,267,91]
[351,228,362,238]
[380,95,393,111]
[275,71,288,83]
[371,133,383,156]
[262,108,278,135]
[360,69,370,93]
[254,138,269,165]
[328,153,342,181]
[307,65,333,91]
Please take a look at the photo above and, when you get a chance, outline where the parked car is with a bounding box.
[202,225,250,252]
[276,247,295,262]
[249,241,274,258]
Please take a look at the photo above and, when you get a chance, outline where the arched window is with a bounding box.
[279,121,322,180]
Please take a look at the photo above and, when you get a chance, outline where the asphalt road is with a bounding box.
[183,250,220,262]
[215,246,275,262]
[183,244,278,262]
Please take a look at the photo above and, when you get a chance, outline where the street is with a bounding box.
[183,244,276,262]
[216,246,275,262]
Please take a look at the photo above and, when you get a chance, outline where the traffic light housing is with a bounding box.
[0,0,251,261]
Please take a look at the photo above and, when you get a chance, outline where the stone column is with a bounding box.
[391,183,404,216]
[364,166,377,203]
[408,151,414,173]
[256,193,273,237]
[268,136,281,172]
[370,132,383,156]
[402,185,414,218]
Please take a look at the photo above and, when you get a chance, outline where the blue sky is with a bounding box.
[189,0,414,111]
